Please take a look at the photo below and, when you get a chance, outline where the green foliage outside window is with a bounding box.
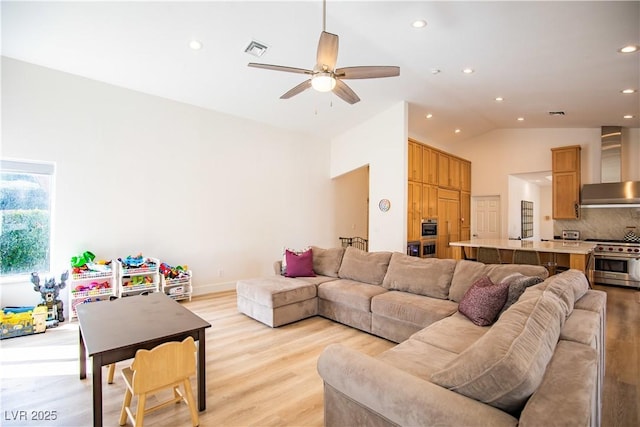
[0,210,50,275]
[0,167,53,276]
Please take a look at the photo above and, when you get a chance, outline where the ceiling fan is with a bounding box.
[248,0,400,105]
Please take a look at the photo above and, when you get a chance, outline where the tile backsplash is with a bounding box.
[554,207,640,240]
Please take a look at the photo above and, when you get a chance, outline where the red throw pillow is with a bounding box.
[285,248,315,278]
[458,276,509,326]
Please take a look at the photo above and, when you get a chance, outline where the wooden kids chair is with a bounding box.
[119,336,199,427]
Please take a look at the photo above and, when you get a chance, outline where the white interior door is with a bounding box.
[472,196,501,239]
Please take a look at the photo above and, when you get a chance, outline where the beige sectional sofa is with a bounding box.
[236,246,606,427]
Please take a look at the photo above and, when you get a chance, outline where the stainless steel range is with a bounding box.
[586,239,640,288]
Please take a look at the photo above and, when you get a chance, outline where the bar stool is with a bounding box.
[477,247,502,264]
[513,249,541,266]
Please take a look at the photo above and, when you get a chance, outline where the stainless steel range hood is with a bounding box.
[581,181,640,207]
[581,126,640,207]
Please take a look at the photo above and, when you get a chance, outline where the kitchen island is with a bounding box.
[449,238,596,275]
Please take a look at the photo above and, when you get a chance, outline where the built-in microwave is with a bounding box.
[421,218,438,238]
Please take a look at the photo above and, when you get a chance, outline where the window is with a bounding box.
[0,159,55,277]
[521,200,533,239]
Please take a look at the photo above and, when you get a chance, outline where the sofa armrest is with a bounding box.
[519,340,598,427]
[317,344,518,427]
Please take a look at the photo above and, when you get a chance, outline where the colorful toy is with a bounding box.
[71,251,95,268]
[119,253,156,270]
[72,281,111,294]
[159,262,189,279]
[124,276,153,287]
[30,271,68,327]
[0,306,47,339]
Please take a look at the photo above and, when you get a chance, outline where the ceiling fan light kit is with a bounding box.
[311,73,336,92]
[248,0,399,104]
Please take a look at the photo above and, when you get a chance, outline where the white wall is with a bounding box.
[1,57,334,310]
[330,102,408,252]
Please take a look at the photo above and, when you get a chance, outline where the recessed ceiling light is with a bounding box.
[621,89,637,94]
[189,40,203,50]
[431,69,441,75]
[623,115,634,119]
[517,117,525,121]
[425,113,433,119]
[454,129,461,134]
[462,68,474,74]
[618,45,639,53]
[495,97,504,102]
[412,20,427,28]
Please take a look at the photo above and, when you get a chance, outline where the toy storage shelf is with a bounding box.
[117,257,160,297]
[161,270,193,302]
[69,265,116,320]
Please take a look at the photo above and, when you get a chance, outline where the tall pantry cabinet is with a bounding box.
[407,138,471,257]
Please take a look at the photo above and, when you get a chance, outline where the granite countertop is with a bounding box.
[449,238,596,254]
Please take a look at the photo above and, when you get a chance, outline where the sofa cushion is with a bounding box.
[371,291,458,328]
[285,248,315,278]
[543,269,589,316]
[318,279,388,312]
[310,246,345,277]
[410,312,489,354]
[338,247,392,285]
[236,276,317,308]
[498,273,544,316]
[457,276,509,326]
[449,260,549,302]
[376,339,459,380]
[381,253,456,299]
[559,309,600,348]
[573,289,606,313]
[430,291,566,414]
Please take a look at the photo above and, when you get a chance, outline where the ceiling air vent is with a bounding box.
[244,40,268,57]
[548,111,565,116]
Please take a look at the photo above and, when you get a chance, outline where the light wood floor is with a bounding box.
[0,286,637,427]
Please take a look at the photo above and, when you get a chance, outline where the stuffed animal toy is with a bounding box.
[30,271,68,326]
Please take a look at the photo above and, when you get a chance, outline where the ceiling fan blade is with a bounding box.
[332,79,360,104]
[280,79,313,99]
[316,31,339,71]
[335,66,400,79]
[248,63,313,75]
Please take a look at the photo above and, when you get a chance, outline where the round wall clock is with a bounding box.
[378,199,391,212]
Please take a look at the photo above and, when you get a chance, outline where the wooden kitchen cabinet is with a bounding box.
[407,139,471,255]
[422,146,439,185]
[438,153,461,189]
[460,160,471,192]
[437,189,460,259]
[552,145,581,219]
[460,191,471,240]
[408,181,422,240]
[422,184,438,219]
[408,141,423,182]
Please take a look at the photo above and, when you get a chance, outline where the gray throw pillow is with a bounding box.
[499,275,544,316]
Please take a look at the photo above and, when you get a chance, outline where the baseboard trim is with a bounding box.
[193,281,236,296]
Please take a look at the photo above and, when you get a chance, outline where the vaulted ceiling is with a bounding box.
[3,1,639,144]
